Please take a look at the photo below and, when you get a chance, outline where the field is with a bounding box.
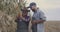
[44,21,60,32]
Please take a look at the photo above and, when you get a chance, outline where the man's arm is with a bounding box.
[32,19,46,24]
[32,11,46,24]
[34,19,46,24]
[37,11,46,23]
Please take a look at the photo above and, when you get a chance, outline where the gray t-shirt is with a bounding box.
[32,9,46,32]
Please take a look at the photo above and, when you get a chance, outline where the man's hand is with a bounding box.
[31,20,37,25]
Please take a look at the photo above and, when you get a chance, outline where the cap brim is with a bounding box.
[27,6,30,8]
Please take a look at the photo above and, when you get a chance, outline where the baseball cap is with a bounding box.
[29,2,36,8]
[21,7,30,12]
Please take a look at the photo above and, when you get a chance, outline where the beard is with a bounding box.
[32,9,36,12]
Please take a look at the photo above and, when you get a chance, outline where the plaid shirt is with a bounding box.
[32,9,46,32]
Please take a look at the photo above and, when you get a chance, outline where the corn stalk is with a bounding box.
[0,0,24,32]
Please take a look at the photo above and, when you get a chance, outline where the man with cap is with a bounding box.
[29,2,46,32]
[15,7,30,32]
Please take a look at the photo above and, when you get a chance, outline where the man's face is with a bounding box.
[22,11,28,16]
[30,5,36,11]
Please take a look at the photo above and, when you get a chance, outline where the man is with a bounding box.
[29,2,46,32]
[15,7,30,32]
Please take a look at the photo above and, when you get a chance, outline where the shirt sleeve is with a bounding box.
[39,11,46,21]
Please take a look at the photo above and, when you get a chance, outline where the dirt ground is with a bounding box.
[44,21,60,32]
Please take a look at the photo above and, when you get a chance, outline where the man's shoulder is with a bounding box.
[37,9,45,15]
[37,9,43,13]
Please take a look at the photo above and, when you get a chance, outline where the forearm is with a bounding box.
[21,17,30,22]
[31,20,45,25]
[36,20,45,24]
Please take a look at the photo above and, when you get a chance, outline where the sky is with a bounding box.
[26,0,60,21]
